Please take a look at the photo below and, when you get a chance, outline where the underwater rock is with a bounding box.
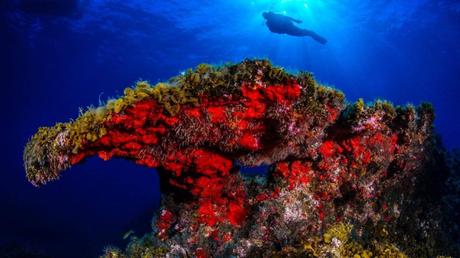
[23,60,459,257]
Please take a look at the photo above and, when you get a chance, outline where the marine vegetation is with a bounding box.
[23,59,460,257]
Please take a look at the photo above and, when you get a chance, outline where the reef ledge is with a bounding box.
[24,59,460,257]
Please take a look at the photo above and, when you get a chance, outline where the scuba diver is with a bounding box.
[262,11,327,44]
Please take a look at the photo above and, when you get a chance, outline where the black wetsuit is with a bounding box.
[263,12,327,44]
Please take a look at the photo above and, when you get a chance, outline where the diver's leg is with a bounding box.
[307,30,327,44]
[289,27,327,44]
[300,29,327,44]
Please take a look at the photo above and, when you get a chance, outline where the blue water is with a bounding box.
[1,0,459,257]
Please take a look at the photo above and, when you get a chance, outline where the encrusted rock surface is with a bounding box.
[24,60,459,257]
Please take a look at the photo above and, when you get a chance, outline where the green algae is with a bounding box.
[22,59,458,257]
[301,223,408,258]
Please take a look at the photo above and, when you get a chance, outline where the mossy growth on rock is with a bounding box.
[23,59,458,257]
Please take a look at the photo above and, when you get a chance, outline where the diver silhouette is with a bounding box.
[262,11,327,44]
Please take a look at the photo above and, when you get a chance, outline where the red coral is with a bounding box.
[157,209,175,240]
[185,107,202,118]
[319,140,342,158]
[207,106,227,123]
[239,133,260,151]
[274,161,312,189]
[191,177,224,197]
[264,83,301,103]
[222,232,233,242]
[195,248,208,258]
[227,201,247,226]
[192,149,232,176]
[24,60,440,257]
[342,136,372,167]
[326,104,340,122]
[197,200,220,226]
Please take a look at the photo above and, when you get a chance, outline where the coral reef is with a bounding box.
[23,60,459,257]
